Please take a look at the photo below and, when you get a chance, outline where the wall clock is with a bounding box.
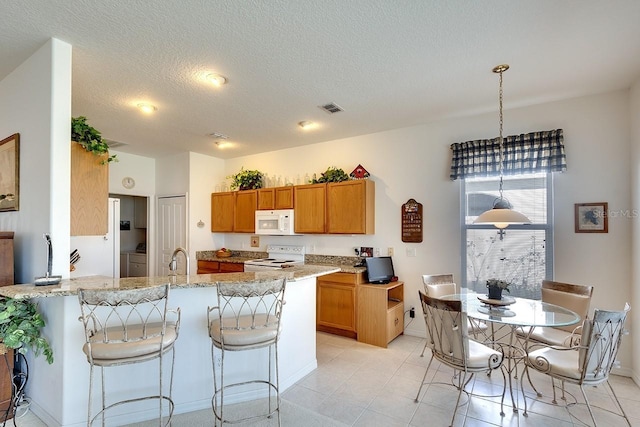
[122,176,136,189]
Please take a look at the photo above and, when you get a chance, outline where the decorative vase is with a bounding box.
[487,286,503,300]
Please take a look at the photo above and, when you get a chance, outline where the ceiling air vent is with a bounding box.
[104,139,127,148]
[319,102,344,114]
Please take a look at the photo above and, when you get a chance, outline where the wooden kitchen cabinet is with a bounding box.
[357,281,404,348]
[211,192,235,232]
[234,190,258,232]
[327,180,375,234]
[0,232,14,286]
[134,197,147,228]
[316,272,365,338]
[257,187,294,210]
[197,260,244,274]
[70,142,108,236]
[294,183,326,233]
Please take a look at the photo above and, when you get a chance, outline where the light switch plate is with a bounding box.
[250,236,260,247]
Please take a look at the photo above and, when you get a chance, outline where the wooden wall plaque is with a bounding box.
[401,199,423,243]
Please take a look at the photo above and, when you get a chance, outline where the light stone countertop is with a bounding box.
[0,265,340,299]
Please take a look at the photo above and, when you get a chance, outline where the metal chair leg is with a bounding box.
[606,380,632,426]
[415,353,435,402]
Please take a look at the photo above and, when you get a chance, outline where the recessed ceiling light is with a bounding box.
[206,73,228,87]
[137,103,157,114]
[215,140,230,148]
[298,121,316,130]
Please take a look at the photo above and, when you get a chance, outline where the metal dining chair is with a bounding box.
[78,284,180,426]
[415,291,504,427]
[522,303,631,426]
[208,277,287,426]
[419,274,487,356]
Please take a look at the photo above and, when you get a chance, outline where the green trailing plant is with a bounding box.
[227,168,264,190]
[311,166,349,183]
[71,116,117,164]
[0,297,53,364]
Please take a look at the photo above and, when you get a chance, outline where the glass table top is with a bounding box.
[442,292,580,328]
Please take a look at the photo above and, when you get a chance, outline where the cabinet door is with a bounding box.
[70,142,108,236]
[274,187,294,209]
[128,261,147,277]
[386,302,404,343]
[197,260,220,274]
[327,180,375,234]
[234,190,258,232]
[219,262,244,273]
[317,281,356,332]
[211,192,235,232]
[294,184,326,233]
[257,189,275,210]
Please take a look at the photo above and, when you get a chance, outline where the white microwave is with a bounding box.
[255,209,298,235]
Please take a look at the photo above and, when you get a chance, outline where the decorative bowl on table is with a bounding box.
[216,249,232,258]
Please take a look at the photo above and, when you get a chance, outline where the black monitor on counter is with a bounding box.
[364,256,395,284]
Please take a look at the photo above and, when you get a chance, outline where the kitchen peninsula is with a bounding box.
[0,266,339,427]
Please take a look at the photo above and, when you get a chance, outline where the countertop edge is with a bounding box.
[0,265,341,299]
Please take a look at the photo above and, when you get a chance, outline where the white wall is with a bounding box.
[188,152,225,261]
[630,77,640,385]
[222,90,634,374]
[0,39,72,284]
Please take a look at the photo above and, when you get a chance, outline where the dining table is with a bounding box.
[442,291,581,416]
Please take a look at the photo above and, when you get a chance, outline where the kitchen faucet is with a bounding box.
[169,247,190,276]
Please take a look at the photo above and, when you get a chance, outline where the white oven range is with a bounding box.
[243,244,305,271]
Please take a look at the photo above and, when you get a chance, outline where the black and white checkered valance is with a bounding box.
[449,129,566,180]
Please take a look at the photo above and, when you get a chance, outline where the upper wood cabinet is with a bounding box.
[211,192,235,232]
[294,183,326,233]
[257,186,294,210]
[70,142,108,236]
[0,232,14,286]
[327,180,375,234]
[234,190,258,232]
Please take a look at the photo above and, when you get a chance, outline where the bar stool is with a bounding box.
[78,285,180,426]
[207,278,287,426]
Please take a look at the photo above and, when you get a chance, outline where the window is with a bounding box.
[461,173,553,299]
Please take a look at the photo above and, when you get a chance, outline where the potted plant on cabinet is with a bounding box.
[311,166,349,183]
[0,297,53,364]
[227,168,264,190]
[71,116,117,164]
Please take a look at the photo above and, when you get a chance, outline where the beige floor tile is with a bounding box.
[410,402,465,427]
[316,394,366,425]
[354,409,410,427]
[368,393,419,423]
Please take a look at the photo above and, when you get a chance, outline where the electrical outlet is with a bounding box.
[388,247,394,256]
[250,235,260,247]
[374,247,380,256]
[406,248,417,257]
[409,307,415,318]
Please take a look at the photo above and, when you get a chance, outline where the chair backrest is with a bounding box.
[579,303,630,383]
[422,274,457,298]
[213,278,286,344]
[419,290,468,368]
[541,280,594,333]
[78,285,171,352]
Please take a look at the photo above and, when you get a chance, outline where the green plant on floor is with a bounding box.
[311,166,349,183]
[71,116,117,164]
[227,167,264,190]
[0,297,53,364]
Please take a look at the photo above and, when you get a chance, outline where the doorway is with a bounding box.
[110,194,149,277]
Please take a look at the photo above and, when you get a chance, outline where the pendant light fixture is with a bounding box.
[473,64,531,229]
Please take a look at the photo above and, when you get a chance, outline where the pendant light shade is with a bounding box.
[473,64,531,229]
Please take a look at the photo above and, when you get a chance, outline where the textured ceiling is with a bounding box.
[2,1,640,159]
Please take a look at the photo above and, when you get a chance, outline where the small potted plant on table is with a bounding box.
[486,279,510,300]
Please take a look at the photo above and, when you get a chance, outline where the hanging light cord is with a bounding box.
[493,65,509,207]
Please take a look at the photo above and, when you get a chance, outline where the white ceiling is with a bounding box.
[2,1,640,159]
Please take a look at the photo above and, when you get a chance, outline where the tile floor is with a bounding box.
[13,331,640,426]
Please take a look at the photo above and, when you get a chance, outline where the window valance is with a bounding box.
[449,129,566,180]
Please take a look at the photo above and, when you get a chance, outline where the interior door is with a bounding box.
[157,195,187,276]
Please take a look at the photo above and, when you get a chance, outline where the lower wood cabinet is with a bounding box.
[197,260,244,274]
[357,281,404,348]
[316,272,365,338]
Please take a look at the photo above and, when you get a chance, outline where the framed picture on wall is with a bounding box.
[574,202,608,233]
[0,133,19,212]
